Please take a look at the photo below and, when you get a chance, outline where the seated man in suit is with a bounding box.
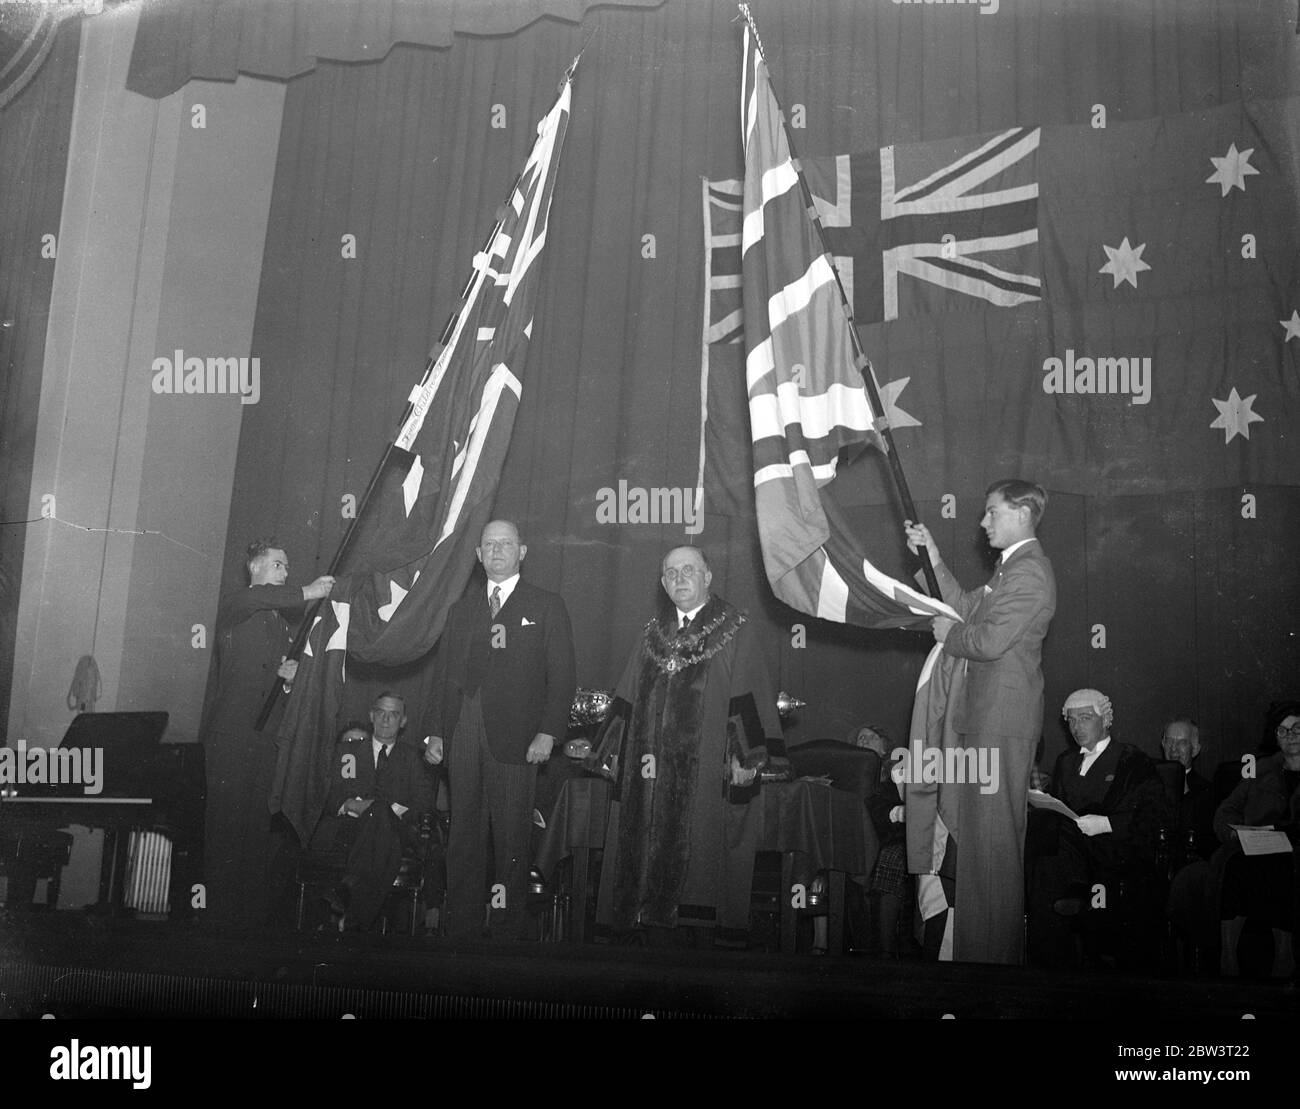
[1161,714,1216,864]
[323,692,435,930]
[1028,689,1168,966]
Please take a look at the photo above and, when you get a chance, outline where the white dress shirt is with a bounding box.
[1078,734,1111,776]
[487,572,520,610]
[1075,735,1113,833]
[676,602,706,629]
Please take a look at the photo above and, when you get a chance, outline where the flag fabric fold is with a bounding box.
[272,80,572,843]
[739,22,955,632]
[713,97,1300,499]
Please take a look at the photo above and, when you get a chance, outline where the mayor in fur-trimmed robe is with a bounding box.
[592,547,783,936]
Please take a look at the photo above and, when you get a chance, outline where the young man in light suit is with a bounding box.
[905,478,1056,964]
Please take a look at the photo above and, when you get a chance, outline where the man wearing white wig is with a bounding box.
[1044,689,1168,943]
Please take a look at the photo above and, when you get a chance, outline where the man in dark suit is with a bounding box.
[1161,714,1216,862]
[1026,689,1168,966]
[1050,689,1168,907]
[905,479,1056,964]
[323,692,435,930]
[423,520,576,940]
[201,538,334,927]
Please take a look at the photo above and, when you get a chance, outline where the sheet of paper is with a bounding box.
[1027,789,1080,822]
[1230,825,1293,856]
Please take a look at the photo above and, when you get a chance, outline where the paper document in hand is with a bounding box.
[1027,789,1080,822]
[1231,825,1293,856]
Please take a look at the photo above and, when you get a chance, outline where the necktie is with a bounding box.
[679,614,692,635]
[377,745,391,773]
[490,585,502,618]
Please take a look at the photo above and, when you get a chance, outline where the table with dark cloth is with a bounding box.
[756,779,879,954]
[535,776,610,943]
[537,775,876,950]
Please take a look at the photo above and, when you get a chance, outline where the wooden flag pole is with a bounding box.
[738,4,941,601]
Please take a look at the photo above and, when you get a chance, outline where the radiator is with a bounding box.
[123,830,172,915]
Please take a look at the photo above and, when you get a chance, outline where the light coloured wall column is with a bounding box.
[8,4,285,748]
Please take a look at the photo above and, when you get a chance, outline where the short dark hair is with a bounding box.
[371,690,406,713]
[337,719,369,741]
[245,537,281,578]
[986,479,1047,527]
[1261,699,1300,754]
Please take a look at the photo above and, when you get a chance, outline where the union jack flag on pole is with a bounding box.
[739,14,955,631]
[270,74,573,844]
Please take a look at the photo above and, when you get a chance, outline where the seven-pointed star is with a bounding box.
[1209,388,1264,444]
[1099,237,1151,290]
[878,377,921,430]
[1206,143,1259,198]
[1281,310,1300,343]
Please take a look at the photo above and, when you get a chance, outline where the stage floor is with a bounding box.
[0,910,1293,1020]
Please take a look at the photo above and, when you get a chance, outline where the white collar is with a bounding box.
[487,573,521,608]
[371,737,395,762]
[676,602,706,628]
[1078,735,1111,770]
[1000,537,1036,563]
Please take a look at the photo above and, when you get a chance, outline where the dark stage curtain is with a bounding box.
[0,18,82,733]
[125,0,666,100]
[200,0,1297,765]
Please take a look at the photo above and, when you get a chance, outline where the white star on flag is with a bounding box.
[1205,143,1259,197]
[376,577,413,622]
[1209,388,1264,444]
[878,377,922,429]
[325,600,350,651]
[1281,310,1300,343]
[1099,237,1150,290]
[401,454,424,517]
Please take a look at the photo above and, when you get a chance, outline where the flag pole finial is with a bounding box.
[563,26,598,89]
[737,4,768,61]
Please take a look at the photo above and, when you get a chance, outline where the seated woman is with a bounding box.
[1212,704,1300,978]
[852,725,909,956]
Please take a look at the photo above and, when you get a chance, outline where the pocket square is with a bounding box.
[521,616,536,626]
